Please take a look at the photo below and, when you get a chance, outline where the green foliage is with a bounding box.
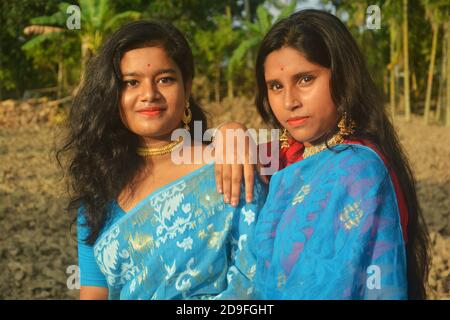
[0,0,61,99]
[30,2,70,26]
[1,0,449,125]
[17,0,141,99]
[228,1,296,75]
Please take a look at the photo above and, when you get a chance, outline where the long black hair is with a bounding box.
[57,21,207,245]
[255,9,429,299]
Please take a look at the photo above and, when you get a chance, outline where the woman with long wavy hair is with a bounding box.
[254,9,431,300]
[57,20,267,300]
[218,9,429,299]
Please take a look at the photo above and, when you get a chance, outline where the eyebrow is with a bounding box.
[122,68,177,77]
[265,70,318,84]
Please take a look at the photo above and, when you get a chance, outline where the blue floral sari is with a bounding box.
[78,162,267,299]
[253,144,407,299]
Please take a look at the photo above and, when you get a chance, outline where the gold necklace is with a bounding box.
[303,133,344,159]
[137,136,184,157]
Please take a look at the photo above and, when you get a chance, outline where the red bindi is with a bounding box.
[281,67,284,71]
[147,64,151,67]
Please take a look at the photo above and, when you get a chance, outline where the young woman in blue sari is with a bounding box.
[216,10,429,299]
[57,21,267,300]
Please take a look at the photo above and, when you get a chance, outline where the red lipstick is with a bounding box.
[137,107,165,117]
[287,116,309,127]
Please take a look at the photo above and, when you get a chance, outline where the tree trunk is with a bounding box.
[412,71,418,97]
[446,22,450,127]
[436,27,447,122]
[402,0,411,121]
[244,0,251,20]
[389,24,397,120]
[214,65,221,102]
[225,4,234,100]
[57,60,64,99]
[244,0,253,69]
[424,23,438,125]
[227,79,234,99]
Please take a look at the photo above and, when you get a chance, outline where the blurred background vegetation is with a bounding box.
[0,0,449,126]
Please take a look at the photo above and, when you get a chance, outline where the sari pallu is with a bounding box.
[78,162,268,299]
[253,144,407,299]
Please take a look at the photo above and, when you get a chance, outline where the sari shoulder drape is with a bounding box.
[253,144,407,299]
[78,163,268,299]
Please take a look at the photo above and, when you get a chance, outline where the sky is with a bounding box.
[268,0,336,17]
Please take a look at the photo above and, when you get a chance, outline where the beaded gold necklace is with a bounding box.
[303,133,344,159]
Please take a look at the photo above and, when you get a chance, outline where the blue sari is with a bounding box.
[253,144,407,299]
[78,162,268,299]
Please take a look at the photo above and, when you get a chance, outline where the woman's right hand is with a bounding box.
[213,121,268,207]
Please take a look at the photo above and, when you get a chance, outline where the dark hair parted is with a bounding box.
[57,21,207,245]
[255,9,429,299]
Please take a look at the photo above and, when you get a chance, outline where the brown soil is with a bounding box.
[0,98,448,299]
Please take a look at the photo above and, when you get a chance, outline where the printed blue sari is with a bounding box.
[252,144,407,299]
[78,162,268,300]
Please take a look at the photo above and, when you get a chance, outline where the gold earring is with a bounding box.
[182,102,192,131]
[338,112,356,137]
[280,128,290,149]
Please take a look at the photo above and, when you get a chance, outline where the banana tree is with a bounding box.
[22,4,73,98]
[23,0,140,78]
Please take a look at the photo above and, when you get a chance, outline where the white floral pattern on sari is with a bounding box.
[87,163,267,299]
